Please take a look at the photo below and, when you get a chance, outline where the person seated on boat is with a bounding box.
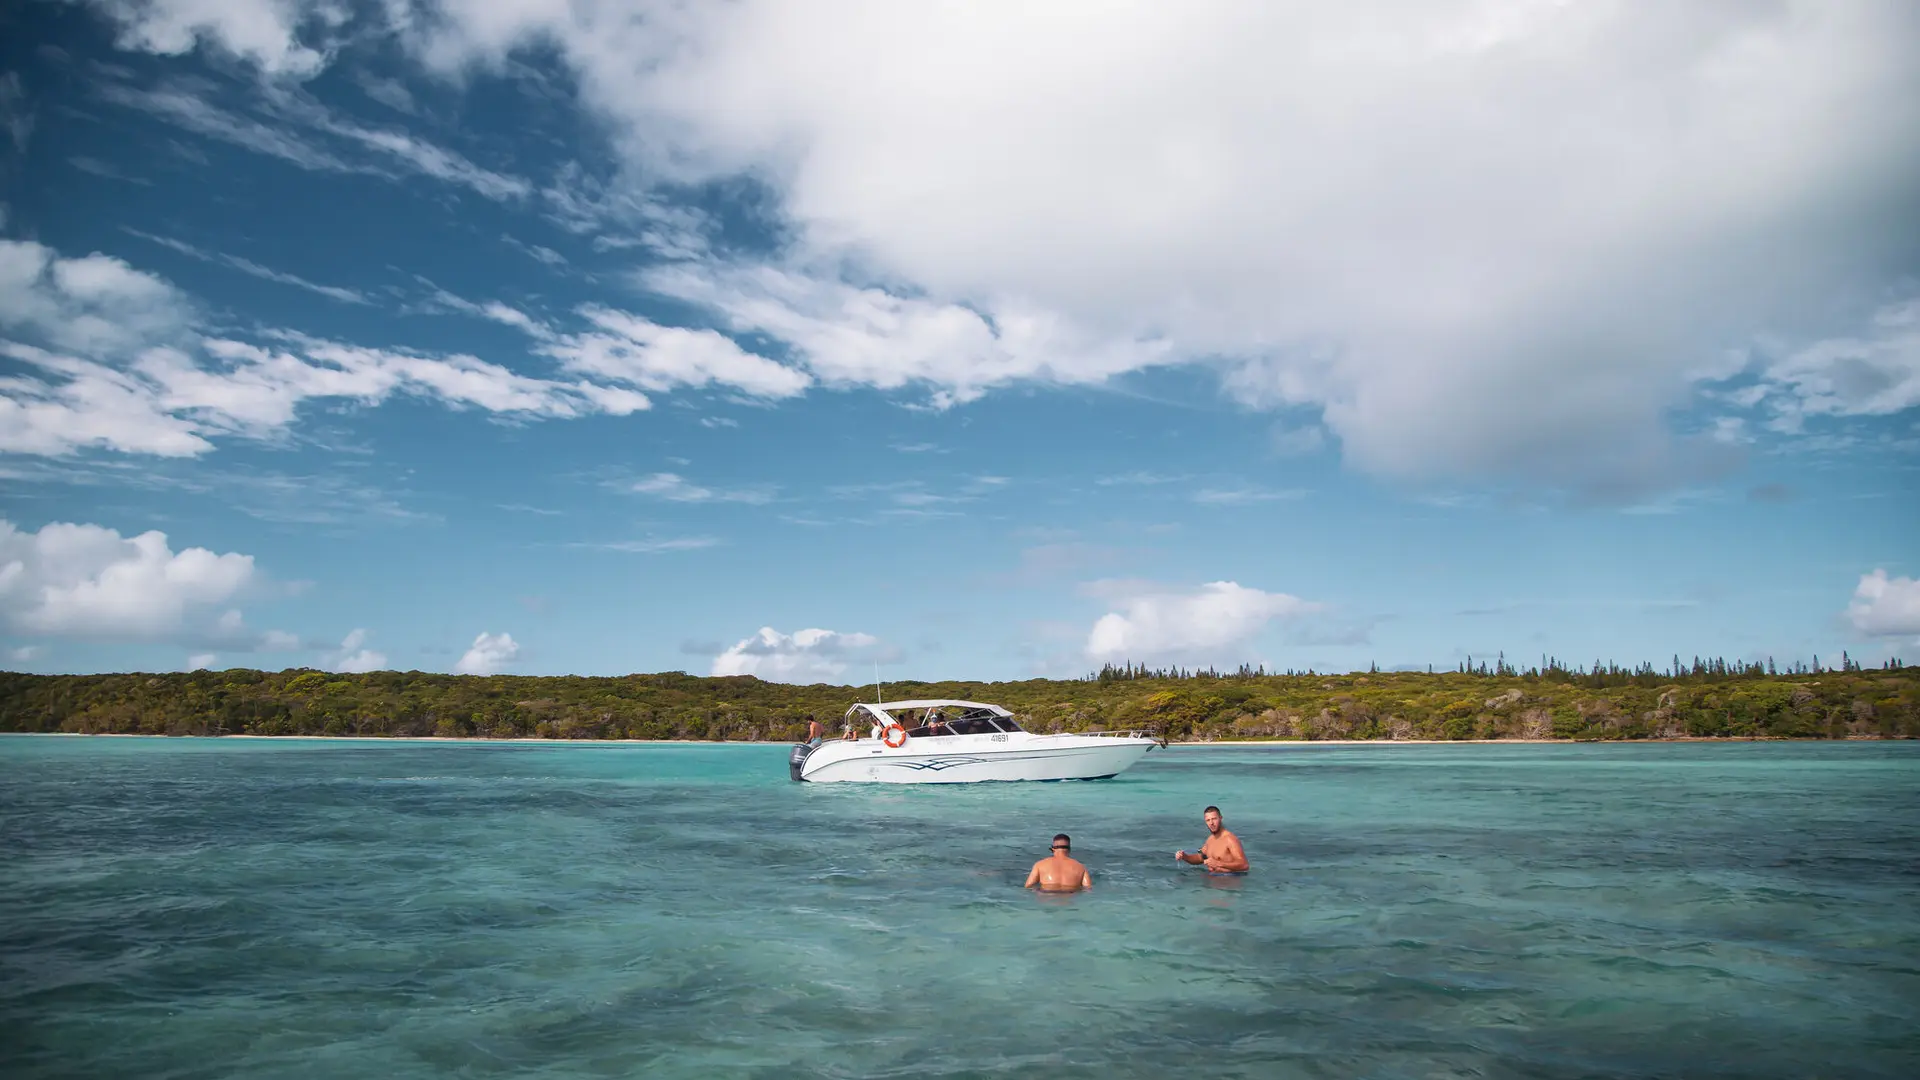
[1174,806,1250,873]
[923,709,949,736]
[1024,834,1092,892]
[841,721,856,742]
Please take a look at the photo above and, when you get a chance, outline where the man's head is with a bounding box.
[1051,833,1071,855]
[1204,806,1222,834]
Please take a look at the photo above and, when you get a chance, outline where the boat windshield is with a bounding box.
[903,706,1021,738]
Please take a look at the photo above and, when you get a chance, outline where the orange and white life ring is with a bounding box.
[882,723,908,748]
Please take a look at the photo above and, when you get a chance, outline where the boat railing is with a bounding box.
[1054,727,1168,747]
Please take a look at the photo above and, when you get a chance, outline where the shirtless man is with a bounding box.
[1174,805,1250,873]
[805,716,824,745]
[1024,834,1092,892]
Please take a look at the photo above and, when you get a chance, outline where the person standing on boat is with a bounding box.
[1025,834,1092,892]
[805,715,824,746]
[1175,806,1250,873]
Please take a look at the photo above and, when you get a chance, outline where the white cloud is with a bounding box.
[81,0,337,77]
[631,472,772,505]
[455,630,518,674]
[1847,569,1920,637]
[0,236,655,459]
[645,264,1171,408]
[1097,472,1184,487]
[710,626,882,683]
[572,536,720,554]
[424,0,1920,483]
[504,235,568,268]
[187,652,217,670]
[306,109,530,201]
[545,306,811,400]
[1085,580,1321,663]
[0,239,192,355]
[1191,487,1308,505]
[1,71,31,154]
[0,518,257,642]
[1761,298,1920,428]
[63,3,1920,488]
[125,229,370,304]
[8,645,44,664]
[95,80,359,174]
[329,627,388,673]
[0,343,215,457]
[96,74,531,202]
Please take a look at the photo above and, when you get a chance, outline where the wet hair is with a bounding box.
[1204,805,1221,816]
[1052,833,1071,850]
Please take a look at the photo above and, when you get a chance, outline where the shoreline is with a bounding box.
[3,732,1902,746]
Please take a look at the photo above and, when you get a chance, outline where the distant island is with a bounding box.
[3,658,1914,742]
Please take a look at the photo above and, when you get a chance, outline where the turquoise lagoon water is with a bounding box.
[2,737,1917,1079]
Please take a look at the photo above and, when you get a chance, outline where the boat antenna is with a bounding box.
[874,660,882,705]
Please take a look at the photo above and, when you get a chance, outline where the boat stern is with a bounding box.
[788,741,816,781]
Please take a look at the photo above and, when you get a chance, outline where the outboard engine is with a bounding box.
[789,742,815,782]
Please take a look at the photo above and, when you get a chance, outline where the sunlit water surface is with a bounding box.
[3,737,1917,1078]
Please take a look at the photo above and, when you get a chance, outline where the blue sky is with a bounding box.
[1,0,1916,682]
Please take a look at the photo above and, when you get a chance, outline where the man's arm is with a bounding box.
[1024,862,1043,889]
[1079,866,1093,889]
[1174,849,1205,864]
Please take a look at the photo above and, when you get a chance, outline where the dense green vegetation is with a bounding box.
[2,660,1915,742]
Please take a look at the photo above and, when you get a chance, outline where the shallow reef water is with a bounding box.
[2,736,1916,1078]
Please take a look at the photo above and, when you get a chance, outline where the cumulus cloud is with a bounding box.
[329,628,387,673]
[1085,581,1321,664]
[187,652,217,670]
[455,630,519,675]
[1847,569,1920,638]
[0,517,257,642]
[710,626,883,683]
[62,2,1920,488]
[80,0,339,77]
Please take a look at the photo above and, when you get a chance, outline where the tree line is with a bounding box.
[1,662,1914,742]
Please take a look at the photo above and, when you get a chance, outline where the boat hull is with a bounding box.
[797,735,1155,784]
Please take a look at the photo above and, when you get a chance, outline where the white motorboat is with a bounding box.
[788,698,1162,784]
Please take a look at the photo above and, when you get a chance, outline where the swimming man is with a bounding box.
[1024,833,1092,892]
[1174,805,1250,873]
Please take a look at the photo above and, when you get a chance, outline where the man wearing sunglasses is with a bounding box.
[1024,833,1092,892]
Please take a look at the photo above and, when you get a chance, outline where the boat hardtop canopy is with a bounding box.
[870,699,1011,717]
[842,699,1018,733]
